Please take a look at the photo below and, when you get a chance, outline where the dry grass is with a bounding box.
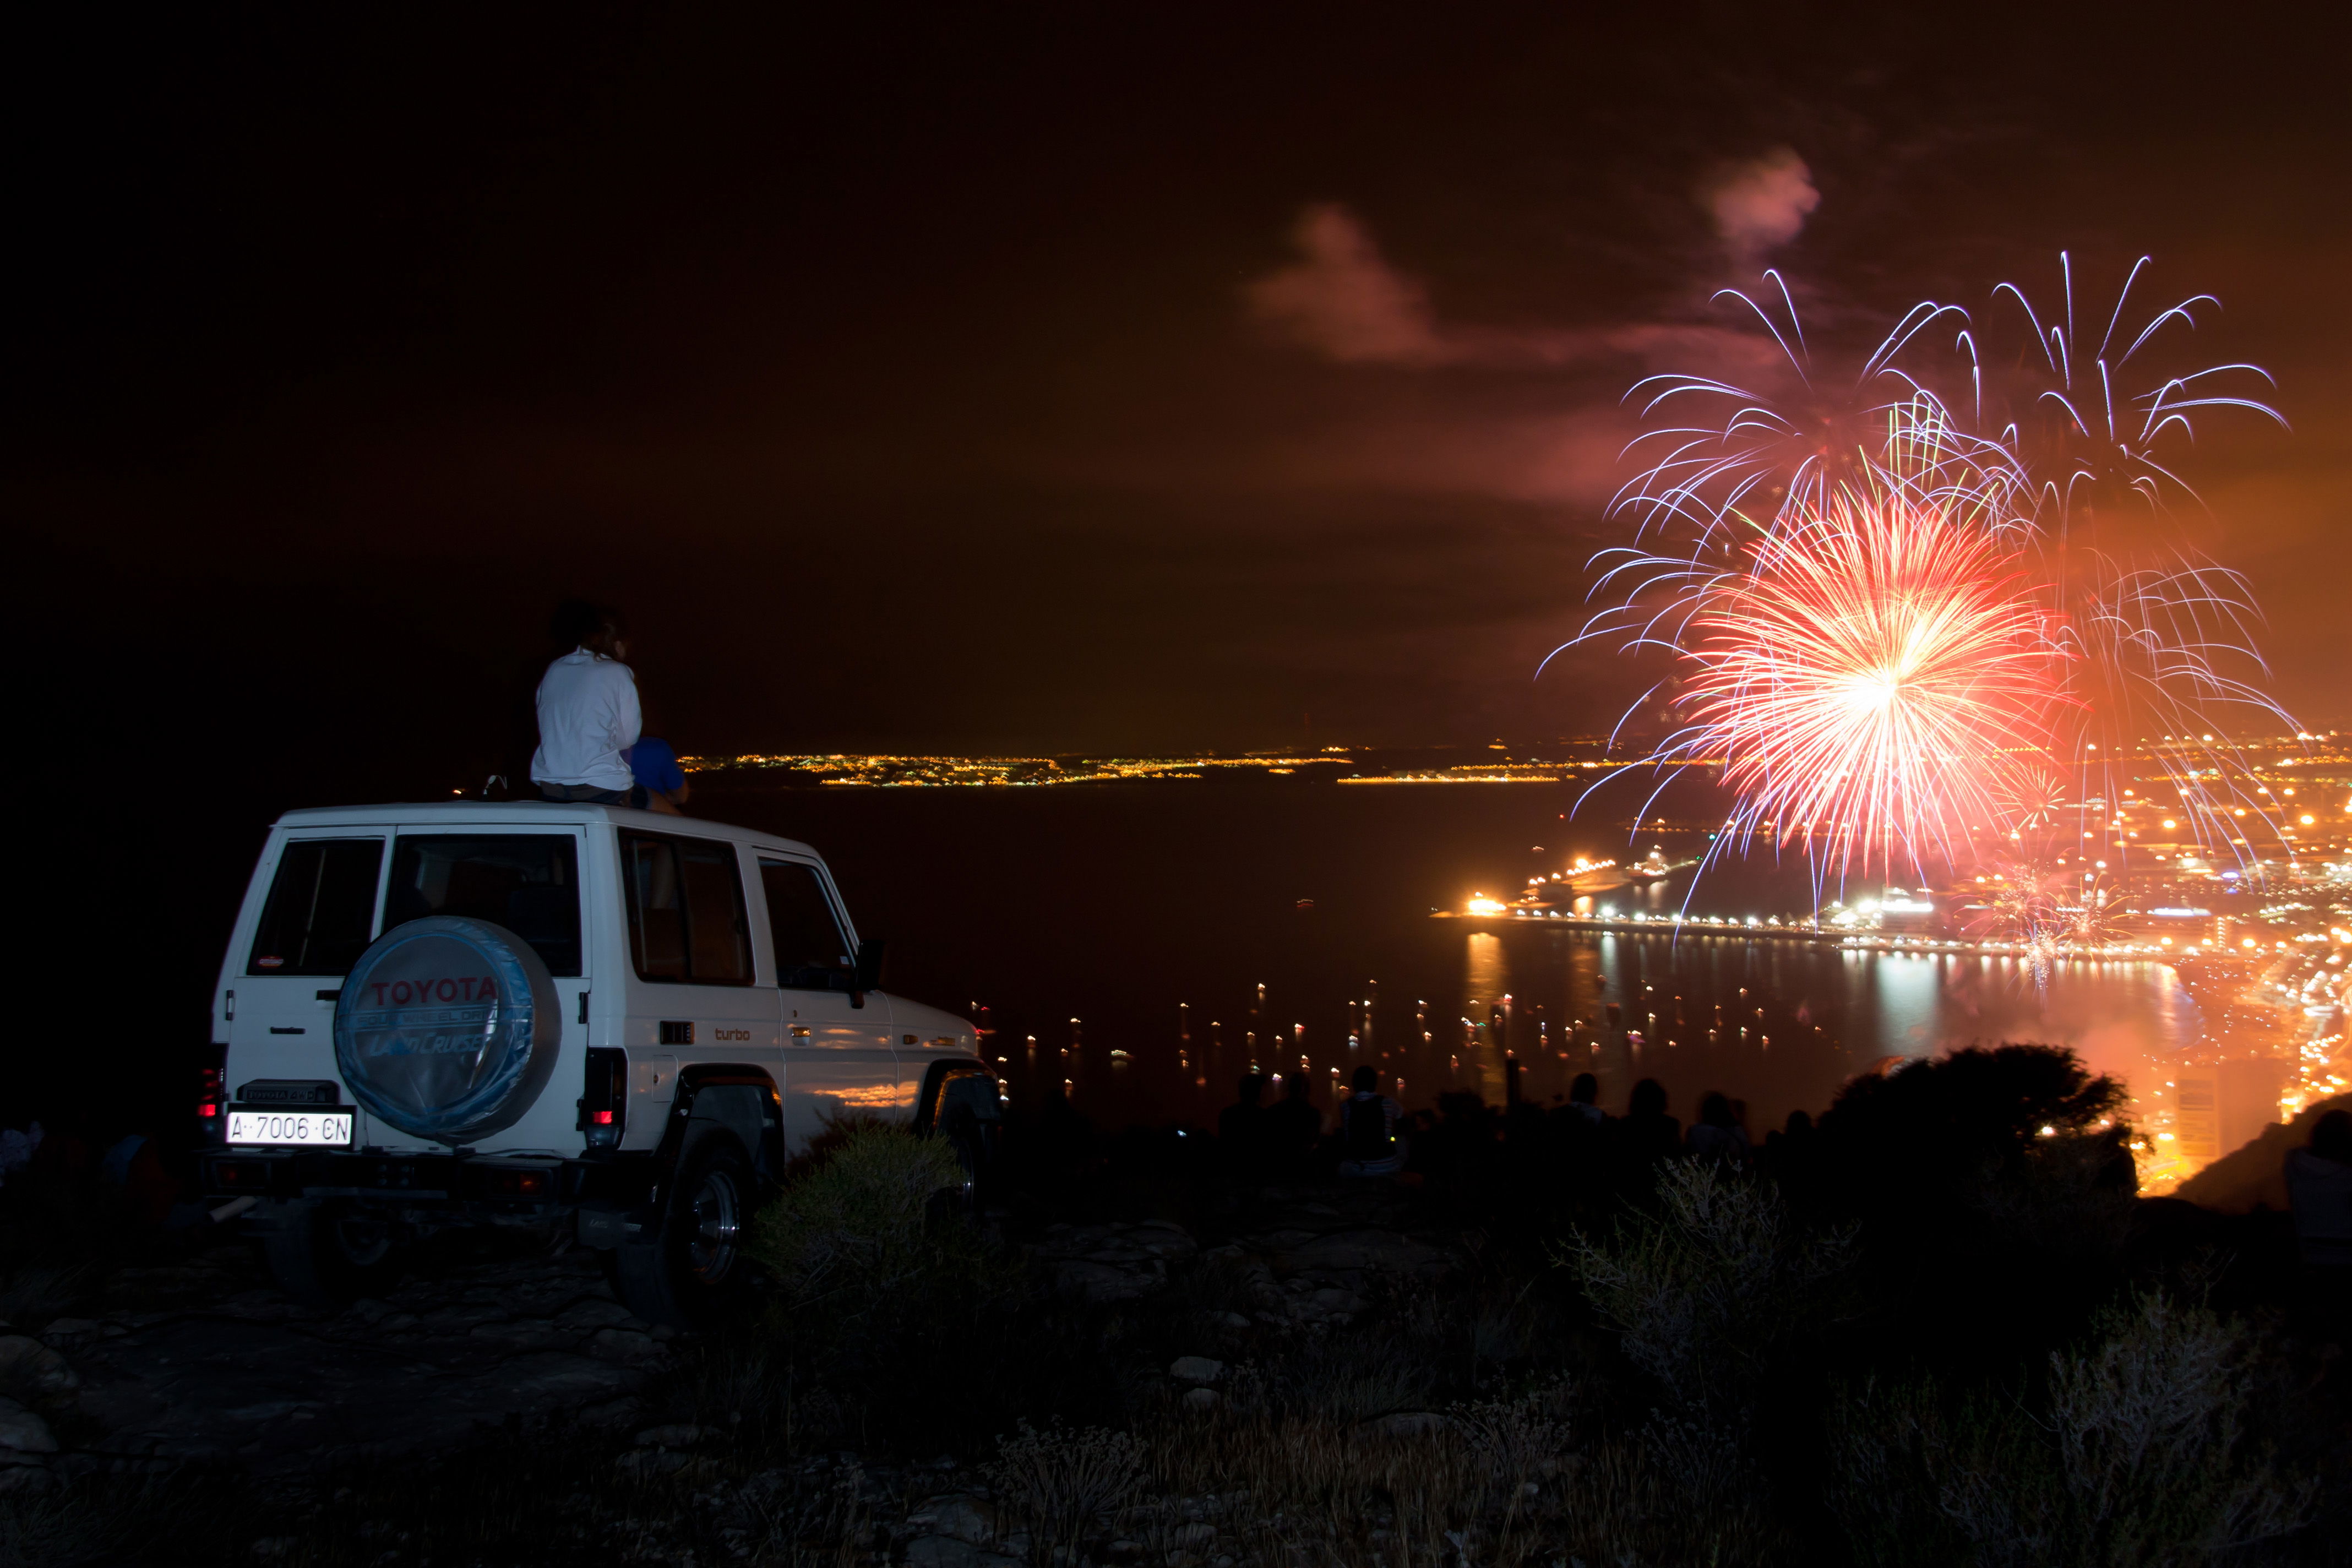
[1828,1292,2319,1567]
[1117,1378,1786,1568]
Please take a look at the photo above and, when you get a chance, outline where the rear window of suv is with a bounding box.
[386,835,584,976]
[249,839,384,976]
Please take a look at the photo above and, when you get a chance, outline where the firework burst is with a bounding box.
[1569,255,2297,888]
[1675,475,2065,871]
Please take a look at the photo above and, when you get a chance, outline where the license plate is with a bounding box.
[226,1109,354,1147]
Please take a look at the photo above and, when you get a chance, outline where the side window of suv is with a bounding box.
[623,833,753,985]
[386,835,583,977]
[759,858,852,991]
[249,839,384,975]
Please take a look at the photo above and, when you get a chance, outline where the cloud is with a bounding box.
[1244,204,1456,365]
[1244,204,1692,371]
[1706,148,1821,257]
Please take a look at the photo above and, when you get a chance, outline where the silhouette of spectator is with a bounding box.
[2287,1108,2352,1269]
[1559,1072,1605,1128]
[1685,1091,1752,1169]
[1264,1072,1322,1175]
[1763,1107,1817,1186]
[1619,1077,1681,1167]
[1031,1080,1097,1195]
[1427,1091,1503,1191]
[1340,1065,1406,1177]
[1218,1074,1269,1180]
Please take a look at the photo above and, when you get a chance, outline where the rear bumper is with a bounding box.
[199,1148,658,1229]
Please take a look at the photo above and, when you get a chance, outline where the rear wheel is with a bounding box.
[610,1133,756,1329]
[261,1199,400,1308]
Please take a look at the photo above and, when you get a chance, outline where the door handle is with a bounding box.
[790,1026,812,1039]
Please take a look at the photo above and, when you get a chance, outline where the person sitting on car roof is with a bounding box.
[531,601,641,805]
[626,733,691,815]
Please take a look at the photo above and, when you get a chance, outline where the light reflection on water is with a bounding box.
[696,777,2206,1157]
[1411,925,2195,1145]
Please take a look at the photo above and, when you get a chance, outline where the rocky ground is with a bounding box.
[0,1179,1461,1516]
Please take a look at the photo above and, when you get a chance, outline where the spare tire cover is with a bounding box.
[334,917,561,1144]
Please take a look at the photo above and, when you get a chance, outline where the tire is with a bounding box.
[938,1109,998,1216]
[261,1199,400,1308]
[334,916,562,1145]
[934,1071,1003,1215]
[609,1133,756,1329]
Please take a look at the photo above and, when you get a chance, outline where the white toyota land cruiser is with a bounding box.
[198,801,1000,1325]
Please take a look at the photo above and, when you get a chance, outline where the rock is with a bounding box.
[898,1532,1021,1568]
[906,1534,983,1568]
[635,1423,706,1448]
[1168,1356,1224,1384]
[927,1494,998,1544]
[469,1320,558,1349]
[40,1318,103,1343]
[1307,1288,1365,1316]
[0,1458,52,1495]
[0,1336,79,1397]
[575,1396,644,1430]
[1376,1411,1447,1438]
[1271,1231,1447,1276]
[1217,1313,1253,1331]
[588,1327,666,1364]
[553,1298,641,1332]
[1177,1522,1218,1547]
[0,1396,59,1453]
[1050,1260,1160,1304]
[1182,1387,1220,1411]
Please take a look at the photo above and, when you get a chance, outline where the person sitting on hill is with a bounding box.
[1619,1077,1681,1166]
[1264,1072,1324,1174]
[1218,1074,1269,1179]
[1559,1072,1606,1128]
[1685,1090,1752,1169]
[531,601,640,804]
[1339,1065,1407,1178]
[2287,1108,2352,1270]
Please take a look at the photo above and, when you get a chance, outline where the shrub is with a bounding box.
[752,1124,969,1313]
[1815,1044,2140,1368]
[1819,1044,2127,1172]
[745,1124,1036,1448]
[748,1123,1017,1354]
[1564,1159,1855,1423]
[984,1421,1145,1564]
[1828,1292,2317,1567]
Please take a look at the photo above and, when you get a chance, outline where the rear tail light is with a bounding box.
[576,1047,626,1149]
[197,1049,228,1144]
[476,1167,553,1197]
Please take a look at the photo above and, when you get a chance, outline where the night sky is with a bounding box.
[13,4,2349,780]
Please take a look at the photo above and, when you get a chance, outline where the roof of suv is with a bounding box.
[275,801,819,858]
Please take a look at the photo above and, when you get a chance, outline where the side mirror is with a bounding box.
[848,938,887,1008]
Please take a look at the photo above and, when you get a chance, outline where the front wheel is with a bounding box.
[610,1133,756,1329]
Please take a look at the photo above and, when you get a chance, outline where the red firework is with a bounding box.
[1683,480,2067,874]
